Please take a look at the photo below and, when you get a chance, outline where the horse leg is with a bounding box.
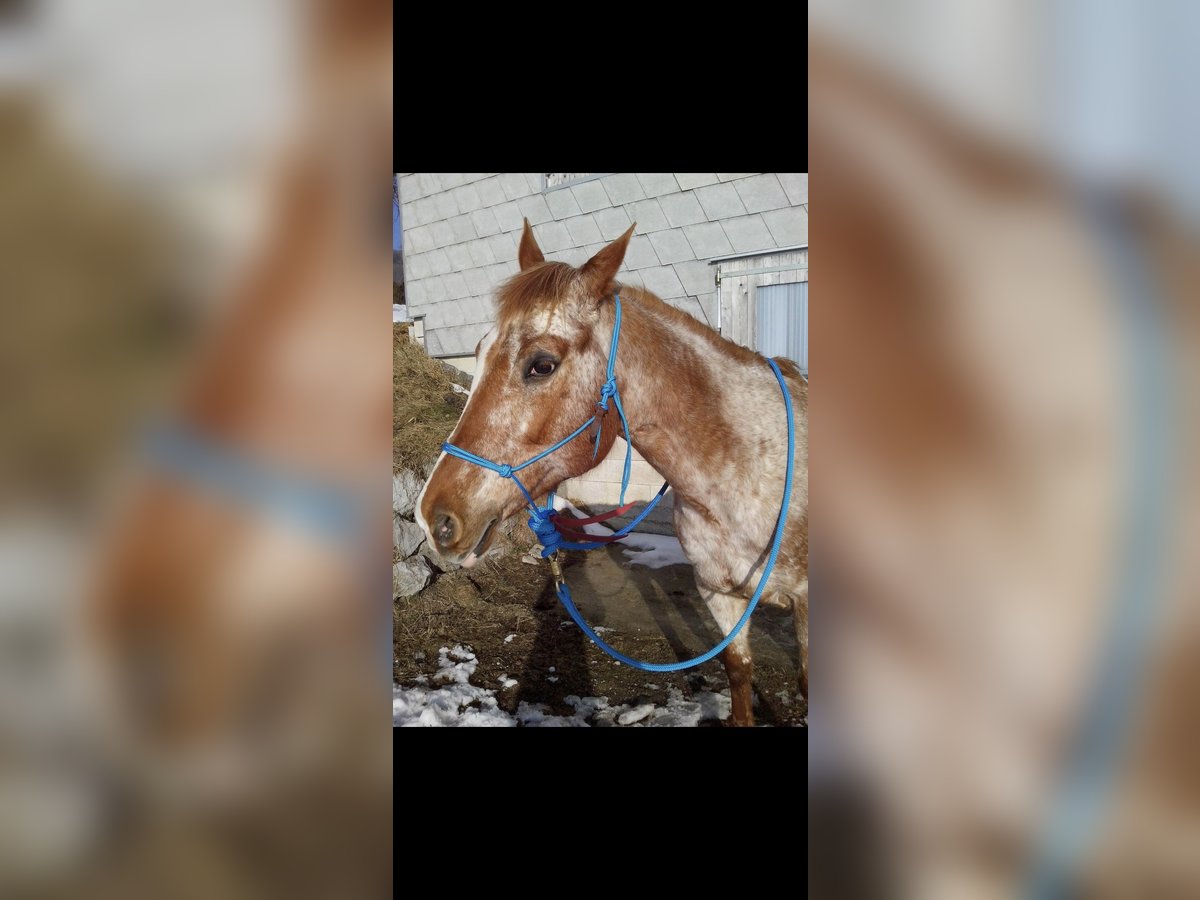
[704,589,755,727]
[795,578,809,703]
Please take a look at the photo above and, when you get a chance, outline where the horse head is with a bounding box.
[416,219,636,566]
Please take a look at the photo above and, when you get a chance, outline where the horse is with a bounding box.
[75,2,393,894]
[416,219,808,727]
[810,34,1200,898]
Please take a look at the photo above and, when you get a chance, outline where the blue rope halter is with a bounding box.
[442,293,797,672]
[140,421,364,543]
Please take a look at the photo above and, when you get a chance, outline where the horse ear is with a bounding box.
[518,218,545,271]
[580,223,636,293]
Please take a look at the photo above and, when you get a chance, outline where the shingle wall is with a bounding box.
[396,173,808,359]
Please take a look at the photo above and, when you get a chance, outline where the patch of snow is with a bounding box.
[503,634,516,643]
[394,650,742,727]
[393,645,514,727]
[546,676,559,683]
[616,704,654,725]
[620,533,690,569]
[515,702,589,727]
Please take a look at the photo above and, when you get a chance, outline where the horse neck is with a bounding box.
[607,291,777,507]
[177,155,388,476]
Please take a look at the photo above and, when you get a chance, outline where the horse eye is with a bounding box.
[527,357,557,378]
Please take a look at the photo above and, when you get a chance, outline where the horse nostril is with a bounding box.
[432,509,459,548]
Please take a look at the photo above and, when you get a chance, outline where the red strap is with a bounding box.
[556,502,636,526]
[549,509,633,544]
[555,527,628,544]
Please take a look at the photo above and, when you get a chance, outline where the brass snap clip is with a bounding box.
[548,551,565,588]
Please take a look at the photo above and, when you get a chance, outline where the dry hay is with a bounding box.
[393,325,468,473]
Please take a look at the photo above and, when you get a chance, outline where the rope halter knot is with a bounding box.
[596,377,618,411]
[527,508,562,557]
[496,464,513,479]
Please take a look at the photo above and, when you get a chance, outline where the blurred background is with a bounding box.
[811,2,1199,898]
[0,1,391,896]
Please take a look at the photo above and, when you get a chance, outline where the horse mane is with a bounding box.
[494,262,768,368]
[611,284,766,368]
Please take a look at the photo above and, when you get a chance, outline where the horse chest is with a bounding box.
[673,498,788,600]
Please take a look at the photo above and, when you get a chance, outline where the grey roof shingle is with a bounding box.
[601,173,644,206]
[446,242,474,271]
[500,172,531,201]
[623,234,660,270]
[695,182,748,220]
[546,187,582,220]
[476,176,507,208]
[412,196,436,226]
[683,221,734,259]
[417,173,440,197]
[659,192,706,228]
[673,259,716,296]
[406,224,434,254]
[470,207,501,238]
[674,173,720,190]
[571,179,609,213]
[448,214,476,243]
[469,240,496,268]
[635,172,679,197]
[434,191,460,221]
[594,205,633,240]
[733,174,789,214]
[778,172,808,206]
[430,219,455,246]
[641,265,686,300]
[720,215,775,254]
[559,246,590,267]
[537,220,572,253]
[464,266,492,296]
[485,262,511,287]
[565,214,602,247]
[517,193,552,225]
[487,231,517,263]
[443,272,468,302]
[422,278,448,303]
[452,182,483,214]
[648,228,695,265]
[762,206,808,246]
[398,174,422,202]
[626,198,670,233]
[425,248,451,276]
[493,201,523,234]
[405,252,431,280]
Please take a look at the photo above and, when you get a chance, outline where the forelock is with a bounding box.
[494,262,581,326]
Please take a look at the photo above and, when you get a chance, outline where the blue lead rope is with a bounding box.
[1023,191,1172,898]
[442,293,796,672]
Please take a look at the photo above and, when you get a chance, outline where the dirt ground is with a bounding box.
[393,542,806,727]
